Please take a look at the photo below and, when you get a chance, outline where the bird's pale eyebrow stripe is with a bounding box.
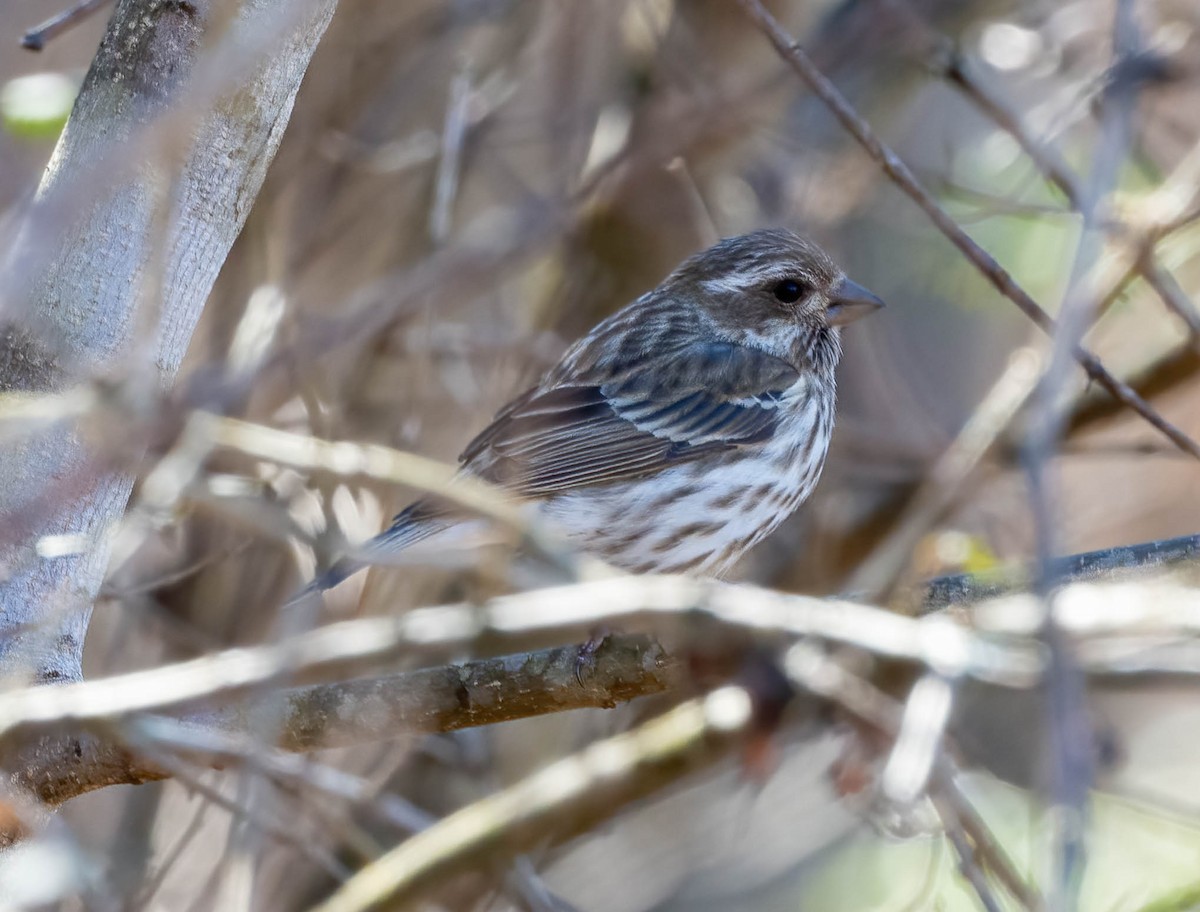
[699,265,797,295]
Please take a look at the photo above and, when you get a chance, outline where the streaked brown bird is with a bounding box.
[306,229,882,593]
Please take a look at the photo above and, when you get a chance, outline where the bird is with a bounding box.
[302,228,883,596]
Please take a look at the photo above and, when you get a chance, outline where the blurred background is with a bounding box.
[4,0,1200,908]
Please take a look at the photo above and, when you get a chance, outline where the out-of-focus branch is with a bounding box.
[307,686,757,912]
[942,57,1200,347]
[892,0,1200,478]
[311,630,1049,912]
[736,0,1200,462]
[0,581,1034,748]
[20,0,113,51]
[785,643,1041,912]
[848,348,1042,599]
[0,531,1195,815]
[919,532,1200,610]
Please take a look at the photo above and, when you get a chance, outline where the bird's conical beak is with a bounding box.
[826,277,885,327]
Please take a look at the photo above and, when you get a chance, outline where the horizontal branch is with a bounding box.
[187,633,676,751]
[2,533,1198,813]
[920,532,1200,609]
[1,635,675,808]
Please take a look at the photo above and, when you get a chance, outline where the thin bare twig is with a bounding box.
[20,0,112,50]
[736,0,1200,461]
[929,24,1200,349]
[1065,344,1200,435]
[935,770,1042,910]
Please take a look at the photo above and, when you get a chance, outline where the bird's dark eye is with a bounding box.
[772,279,807,304]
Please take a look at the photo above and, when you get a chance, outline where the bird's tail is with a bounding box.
[284,502,451,607]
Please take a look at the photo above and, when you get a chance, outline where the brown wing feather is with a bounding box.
[458,342,801,498]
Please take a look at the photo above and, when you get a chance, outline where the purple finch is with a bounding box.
[308,229,882,591]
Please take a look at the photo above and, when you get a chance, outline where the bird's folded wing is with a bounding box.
[459,342,801,497]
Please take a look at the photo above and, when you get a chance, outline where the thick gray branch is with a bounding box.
[0,0,336,683]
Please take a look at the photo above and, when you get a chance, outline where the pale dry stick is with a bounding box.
[880,673,955,806]
[1076,637,1200,677]
[736,0,1200,461]
[5,537,1200,753]
[846,347,1042,601]
[0,579,1034,743]
[307,686,757,912]
[0,385,100,430]
[1144,137,1200,238]
[430,60,473,244]
[197,413,582,575]
[978,580,1200,641]
[975,577,1200,676]
[399,579,1034,684]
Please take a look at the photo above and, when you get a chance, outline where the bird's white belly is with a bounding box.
[539,385,833,576]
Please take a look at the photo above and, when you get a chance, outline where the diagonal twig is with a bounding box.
[20,0,112,51]
[925,23,1200,350]
[736,0,1200,461]
[306,686,757,912]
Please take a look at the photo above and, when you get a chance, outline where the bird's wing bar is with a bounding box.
[459,342,800,498]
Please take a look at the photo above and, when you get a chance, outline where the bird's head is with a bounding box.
[666,228,884,372]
